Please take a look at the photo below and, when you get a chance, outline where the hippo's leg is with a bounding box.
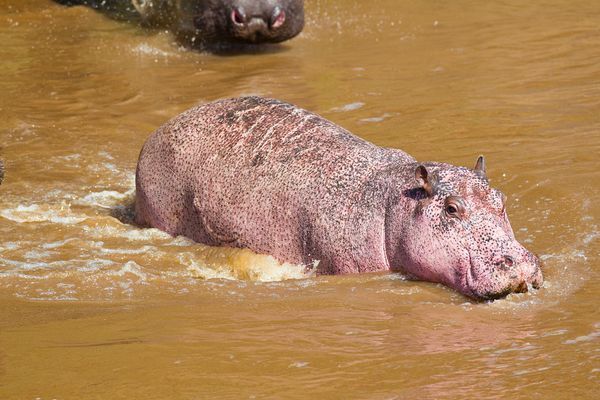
[296,213,340,274]
[191,196,238,245]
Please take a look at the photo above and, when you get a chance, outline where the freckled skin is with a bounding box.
[54,0,304,47]
[135,97,543,300]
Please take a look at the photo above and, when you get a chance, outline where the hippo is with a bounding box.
[54,0,304,47]
[135,97,544,300]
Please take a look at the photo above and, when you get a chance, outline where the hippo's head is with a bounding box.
[161,0,305,46]
[392,156,543,300]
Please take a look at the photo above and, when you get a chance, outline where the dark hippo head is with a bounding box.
[136,0,305,46]
[393,156,543,301]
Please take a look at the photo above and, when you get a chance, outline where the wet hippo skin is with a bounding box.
[134,97,544,300]
[54,0,304,48]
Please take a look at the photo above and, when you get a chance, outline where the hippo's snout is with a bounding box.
[231,5,286,29]
[228,5,287,42]
[476,254,544,301]
[529,259,544,290]
[514,263,544,293]
[515,251,544,291]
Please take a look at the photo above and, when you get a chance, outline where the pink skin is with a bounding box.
[135,97,543,301]
[386,165,543,300]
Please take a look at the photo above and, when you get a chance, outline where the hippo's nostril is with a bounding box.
[494,255,515,269]
[271,6,286,29]
[231,7,246,25]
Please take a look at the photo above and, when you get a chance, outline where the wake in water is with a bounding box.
[0,153,595,304]
[0,172,595,304]
[0,174,314,301]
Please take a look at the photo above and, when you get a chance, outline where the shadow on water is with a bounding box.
[109,197,137,226]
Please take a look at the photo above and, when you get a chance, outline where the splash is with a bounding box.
[0,203,87,224]
[181,247,314,282]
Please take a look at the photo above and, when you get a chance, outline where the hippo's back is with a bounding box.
[141,96,411,179]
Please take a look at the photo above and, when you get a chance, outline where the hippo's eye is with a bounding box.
[444,196,465,219]
[446,204,458,215]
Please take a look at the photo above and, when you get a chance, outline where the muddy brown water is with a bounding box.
[1,0,599,398]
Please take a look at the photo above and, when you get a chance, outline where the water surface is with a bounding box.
[0,0,598,398]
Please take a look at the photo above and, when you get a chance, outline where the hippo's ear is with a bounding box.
[415,165,436,197]
[473,155,487,179]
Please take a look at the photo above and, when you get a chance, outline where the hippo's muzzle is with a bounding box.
[475,256,544,301]
[226,5,286,42]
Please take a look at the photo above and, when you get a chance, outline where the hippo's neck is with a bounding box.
[381,162,430,273]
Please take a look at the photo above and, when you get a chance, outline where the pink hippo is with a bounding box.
[135,97,543,300]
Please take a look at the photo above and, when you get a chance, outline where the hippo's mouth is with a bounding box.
[463,250,510,301]
[464,251,481,299]
[463,250,542,301]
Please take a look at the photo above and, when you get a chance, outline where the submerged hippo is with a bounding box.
[135,97,544,300]
[55,0,304,47]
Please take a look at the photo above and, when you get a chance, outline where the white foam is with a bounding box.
[0,259,57,271]
[134,43,174,57]
[288,361,310,368]
[0,204,87,224]
[181,253,237,281]
[376,287,421,296]
[0,258,115,274]
[331,102,365,112]
[0,242,21,251]
[24,250,54,259]
[54,154,82,162]
[99,245,160,255]
[77,259,115,272]
[563,323,600,345]
[98,151,114,160]
[80,190,133,208]
[82,224,173,241]
[121,228,173,241]
[168,236,197,246]
[41,239,77,249]
[178,249,312,283]
[360,113,392,123]
[107,261,152,281]
[246,259,312,282]
[583,230,598,245]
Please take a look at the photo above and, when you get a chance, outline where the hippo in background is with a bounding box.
[135,97,544,301]
[54,0,304,48]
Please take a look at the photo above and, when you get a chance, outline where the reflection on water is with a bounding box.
[0,0,599,398]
